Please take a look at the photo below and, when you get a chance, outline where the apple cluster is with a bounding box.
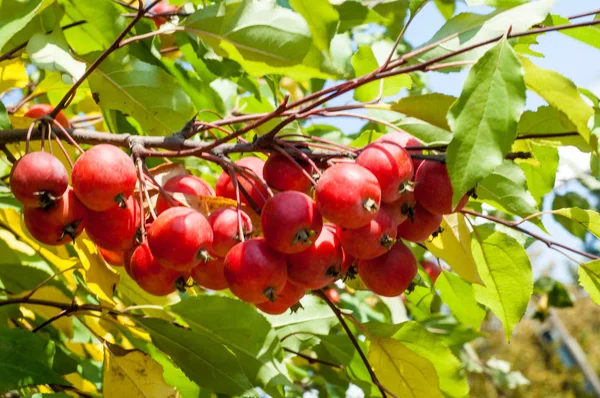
[9,125,467,315]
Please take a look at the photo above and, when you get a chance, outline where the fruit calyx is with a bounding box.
[363,198,379,213]
[398,180,415,194]
[264,286,277,302]
[379,234,396,250]
[60,219,84,242]
[115,193,128,209]
[196,249,213,263]
[291,228,316,246]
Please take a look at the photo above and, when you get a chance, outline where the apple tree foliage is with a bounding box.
[1,0,600,396]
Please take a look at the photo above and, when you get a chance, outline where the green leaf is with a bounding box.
[367,321,469,398]
[552,208,600,239]
[0,328,65,391]
[550,14,600,50]
[26,29,86,81]
[335,2,388,33]
[517,107,586,149]
[0,0,52,50]
[514,142,558,204]
[170,296,290,398]
[521,57,596,152]
[433,0,455,20]
[405,286,437,320]
[145,344,201,398]
[352,46,411,102]
[368,336,444,398]
[389,93,456,130]
[88,55,195,136]
[471,228,532,341]
[447,38,526,207]
[579,260,600,305]
[395,118,453,145]
[552,193,590,239]
[466,0,528,5]
[0,102,11,130]
[138,317,257,396]
[477,160,540,222]
[290,0,338,52]
[436,272,486,331]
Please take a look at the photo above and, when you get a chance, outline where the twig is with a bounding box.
[283,347,345,370]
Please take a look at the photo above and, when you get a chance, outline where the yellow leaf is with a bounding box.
[344,274,368,291]
[426,213,482,284]
[117,271,180,314]
[73,237,120,306]
[22,286,73,338]
[64,372,98,394]
[0,59,28,93]
[368,337,444,398]
[103,342,179,398]
[80,314,116,344]
[148,162,189,186]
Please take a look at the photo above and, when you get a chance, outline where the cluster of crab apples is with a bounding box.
[10,113,467,314]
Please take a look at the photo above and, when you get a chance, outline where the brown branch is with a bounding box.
[283,347,345,370]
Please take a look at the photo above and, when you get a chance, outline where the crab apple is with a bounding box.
[256,281,305,315]
[152,1,178,28]
[72,144,137,211]
[122,245,138,277]
[377,132,423,169]
[224,238,287,304]
[216,157,269,209]
[191,257,228,290]
[155,174,215,214]
[356,139,414,203]
[23,188,86,246]
[207,207,253,258]
[147,207,213,272]
[10,152,68,208]
[129,241,180,296]
[396,203,442,242]
[286,225,344,290]
[263,153,313,193]
[337,204,397,260]
[386,187,416,225]
[315,163,381,229]
[24,103,70,128]
[99,247,124,266]
[358,241,417,297]
[85,195,141,251]
[421,260,442,283]
[262,191,323,254]
[414,161,468,215]
[324,287,341,304]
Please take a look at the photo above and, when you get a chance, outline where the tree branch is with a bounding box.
[283,347,345,370]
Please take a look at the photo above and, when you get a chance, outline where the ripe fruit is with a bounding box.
[147,207,213,273]
[324,288,341,304]
[356,139,414,203]
[155,174,215,214]
[414,161,468,215]
[223,238,287,304]
[10,152,68,208]
[191,257,228,291]
[72,144,137,211]
[377,132,423,169]
[129,241,180,296]
[263,153,313,193]
[24,104,70,128]
[315,163,381,229]
[24,188,86,246]
[99,247,124,266]
[207,207,253,258]
[337,205,397,260]
[386,189,415,225]
[396,203,442,242]
[256,281,305,315]
[152,1,178,28]
[216,157,269,209]
[261,191,323,254]
[286,225,343,290]
[85,196,141,251]
[358,241,417,297]
[421,260,442,283]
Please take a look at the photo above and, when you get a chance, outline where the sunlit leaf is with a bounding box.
[436,271,486,330]
[0,59,28,93]
[552,208,600,239]
[0,0,53,50]
[352,46,411,102]
[290,0,338,52]
[73,237,119,306]
[579,260,600,305]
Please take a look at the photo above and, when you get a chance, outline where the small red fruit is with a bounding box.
[315,163,381,229]
[377,132,423,169]
[263,153,313,193]
[358,241,417,297]
[155,174,215,214]
[216,157,269,209]
[356,139,414,203]
[256,281,305,315]
[337,205,397,260]
[223,238,287,304]
[421,260,442,283]
[24,104,70,128]
[129,241,180,296]
[10,152,68,208]
[152,1,178,28]
[386,189,416,225]
[147,207,213,273]
[72,144,137,211]
[414,161,468,215]
[99,247,124,266]
[324,287,341,304]
[191,257,228,291]
[262,191,323,254]
[396,203,442,242]
[207,207,253,258]
[86,195,141,251]
[286,225,344,290]
[24,188,86,245]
